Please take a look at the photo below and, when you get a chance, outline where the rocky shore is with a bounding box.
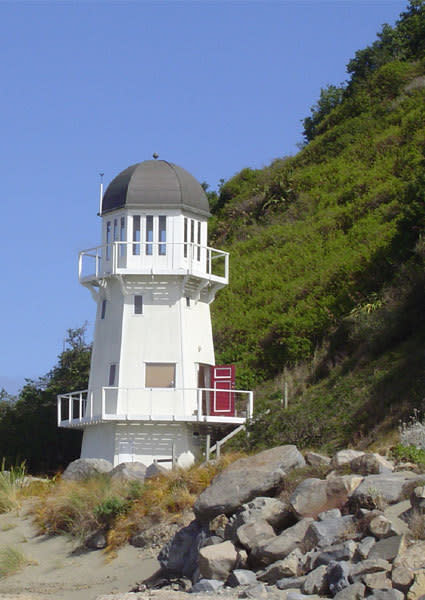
[101,445,425,600]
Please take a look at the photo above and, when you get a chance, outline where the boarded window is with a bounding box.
[145,363,175,388]
[134,295,143,315]
[101,299,107,319]
[108,364,117,386]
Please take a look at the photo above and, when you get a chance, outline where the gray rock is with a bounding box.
[313,540,357,568]
[302,565,329,595]
[257,549,303,583]
[193,445,305,522]
[110,461,147,482]
[356,536,376,560]
[251,518,313,567]
[367,591,403,600]
[290,476,361,520]
[327,561,350,595]
[318,509,342,521]
[145,462,168,479]
[286,594,311,600]
[391,565,414,593]
[410,485,425,514]
[240,582,268,599]
[348,472,425,510]
[236,519,275,552]
[349,558,391,583]
[225,497,293,541]
[362,571,392,590]
[62,458,113,480]
[350,454,393,476]
[226,569,257,587]
[201,535,224,547]
[198,540,238,581]
[189,579,224,593]
[368,535,406,562]
[85,529,107,549]
[368,515,398,539]
[276,576,307,590]
[393,540,425,570]
[158,519,207,578]
[305,451,331,467]
[304,515,359,550]
[333,582,365,600]
[332,450,365,467]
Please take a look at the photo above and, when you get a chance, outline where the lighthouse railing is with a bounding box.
[79,242,229,284]
[57,387,253,426]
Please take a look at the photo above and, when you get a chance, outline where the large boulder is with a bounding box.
[198,540,238,581]
[304,515,359,550]
[110,461,147,482]
[250,518,313,567]
[290,476,362,519]
[331,450,364,468]
[158,519,207,578]
[62,458,113,480]
[194,445,305,522]
[236,519,275,552]
[349,472,425,510]
[225,496,293,541]
[350,453,394,475]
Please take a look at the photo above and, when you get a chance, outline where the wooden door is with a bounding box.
[209,365,235,416]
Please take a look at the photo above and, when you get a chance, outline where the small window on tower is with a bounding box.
[184,217,188,258]
[108,363,117,386]
[101,299,107,319]
[133,216,141,256]
[106,221,111,260]
[134,295,143,315]
[158,215,166,256]
[146,215,153,256]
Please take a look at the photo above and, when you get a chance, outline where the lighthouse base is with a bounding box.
[81,422,201,468]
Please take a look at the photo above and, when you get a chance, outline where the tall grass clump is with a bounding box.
[0,461,27,514]
[0,546,31,578]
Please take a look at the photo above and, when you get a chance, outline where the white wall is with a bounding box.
[81,423,116,464]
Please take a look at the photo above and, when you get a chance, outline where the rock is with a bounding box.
[145,462,168,479]
[110,461,147,481]
[209,513,228,538]
[291,477,362,520]
[332,450,364,467]
[368,515,397,539]
[391,565,414,593]
[226,569,257,587]
[368,591,403,600]
[198,540,238,581]
[251,518,313,567]
[362,571,392,590]
[189,578,224,593]
[225,497,293,541]
[236,519,275,552]
[393,541,425,570]
[158,519,207,578]
[302,565,329,595]
[276,576,307,590]
[368,535,406,562]
[356,536,376,560]
[62,458,113,480]
[257,549,303,583]
[410,485,425,514]
[305,451,331,467]
[193,445,305,522]
[407,570,425,600]
[349,558,391,582]
[200,535,223,547]
[313,540,357,568]
[85,529,107,549]
[240,582,268,599]
[333,582,365,600]
[327,561,350,595]
[350,454,394,476]
[304,515,359,550]
[318,509,342,520]
[236,548,249,569]
[348,472,425,510]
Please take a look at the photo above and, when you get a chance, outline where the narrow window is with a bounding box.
[191,219,195,243]
[186,297,190,307]
[197,221,201,261]
[106,221,111,260]
[113,218,118,241]
[101,299,107,319]
[132,215,141,256]
[146,215,153,256]
[108,364,117,386]
[145,363,176,388]
[184,217,188,258]
[134,295,143,315]
[120,216,126,257]
[158,215,166,256]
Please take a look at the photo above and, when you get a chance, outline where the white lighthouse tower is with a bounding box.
[58,159,253,467]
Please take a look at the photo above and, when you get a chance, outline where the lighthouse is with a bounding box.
[57,158,253,468]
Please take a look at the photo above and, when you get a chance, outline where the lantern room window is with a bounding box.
[146,216,153,256]
[132,216,141,255]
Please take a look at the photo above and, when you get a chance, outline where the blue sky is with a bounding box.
[0,0,407,394]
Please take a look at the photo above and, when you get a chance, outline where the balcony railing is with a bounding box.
[78,242,229,284]
[57,387,254,428]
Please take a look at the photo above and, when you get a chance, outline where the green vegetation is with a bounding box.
[0,462,27,514]
[392,443,425,466]
[0,546,31,579]
[210,1,425,451]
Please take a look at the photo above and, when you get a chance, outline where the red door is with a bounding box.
[209,365,235,416]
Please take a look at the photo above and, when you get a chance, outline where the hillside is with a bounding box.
[210,0,425,452]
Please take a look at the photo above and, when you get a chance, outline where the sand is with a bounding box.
[0,504,159,600]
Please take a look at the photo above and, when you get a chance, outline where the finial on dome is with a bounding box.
[153,152,159,160]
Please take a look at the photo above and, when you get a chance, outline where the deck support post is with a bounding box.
[206,433,211,462]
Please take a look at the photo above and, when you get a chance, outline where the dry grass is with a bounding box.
[0,546,33,578]
[0,463,27,514]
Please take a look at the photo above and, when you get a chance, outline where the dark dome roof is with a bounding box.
[101,160,210,217]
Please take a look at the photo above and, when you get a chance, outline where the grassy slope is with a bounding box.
[209,37,425,451]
